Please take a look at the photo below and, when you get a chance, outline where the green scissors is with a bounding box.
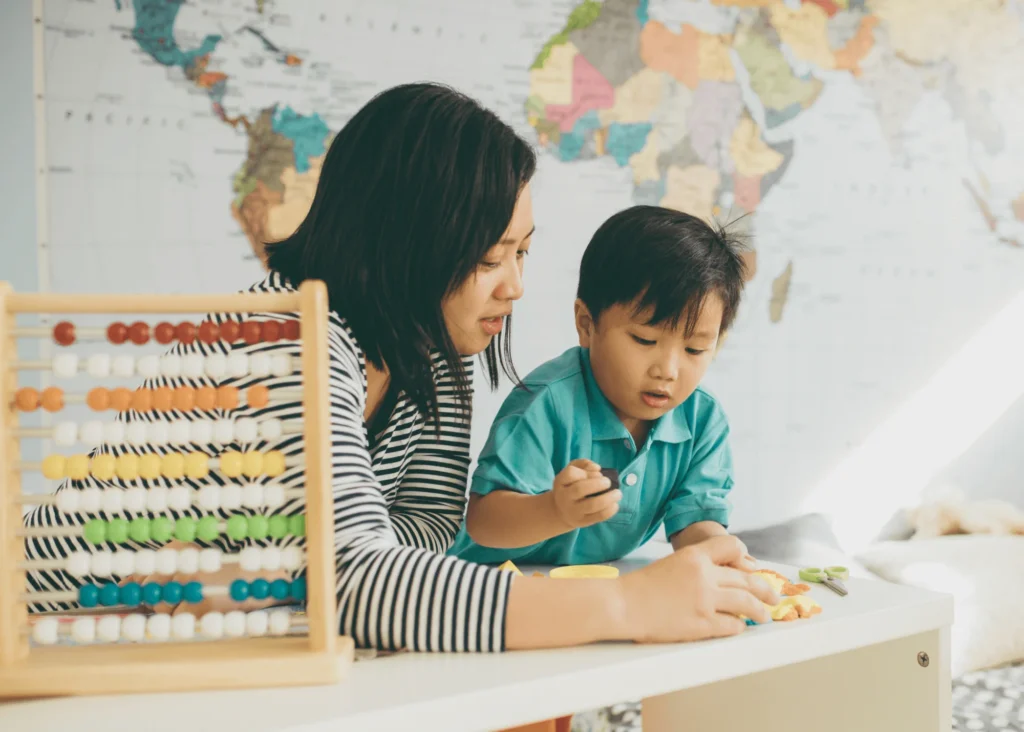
[798,566,849,596]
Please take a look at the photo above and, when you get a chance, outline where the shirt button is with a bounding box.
[624,474,638,487]
[623,439,631,448]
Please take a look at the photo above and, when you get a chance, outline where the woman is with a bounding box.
[25,83,776,651]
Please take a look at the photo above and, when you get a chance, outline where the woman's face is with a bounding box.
[442,184,535,355]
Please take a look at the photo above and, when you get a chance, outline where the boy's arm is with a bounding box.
[670,520,729,551]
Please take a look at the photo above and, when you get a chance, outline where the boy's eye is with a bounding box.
[631,334,656,346]
[517,249,529,259]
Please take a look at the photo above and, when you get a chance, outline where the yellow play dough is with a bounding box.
[549,565,619,579]
[498,560,523,576]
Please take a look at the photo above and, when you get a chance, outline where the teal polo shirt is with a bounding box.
[449,347,734,566]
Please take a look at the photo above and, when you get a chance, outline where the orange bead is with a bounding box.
[195,386,217,411]
[216,386,239,410]
[86,387,110,411]
[40,387,64,413]
[14,387,40,412]
[173,387,195,412]
[246,385,270,409]
[220,321,241,343]
[152,386,173,411]
[110,387,133,412]
[132,388,153,412]
[53,321,76,346]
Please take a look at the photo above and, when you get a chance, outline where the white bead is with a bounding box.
[90,551,114,577]
[258,419,283,441]
[213,419,234,444]
[227,353,250,378]
[67,551,91,577]
[268,609,291,636]
[178,547,199,574]
[101,488,124,515]
[71,617,96,644]
[32,617,60,645]
[112,550,135,577]
[172,613,196,640]
[198,484,220,511]
[249,354,272,378]
[261,547,282,572]
[80,420,104,447]
[190,420,213,445]
[204,353,227,380]
[86,354,111,378]
[235,418,258,443]
[146,614,171,641]
[97,615,121,643]
[160,354,183,379]
[155,548,177,575]
[148,421,169,446]
[52,353,79,379]
[168,485,192,511]
[169,420,191,445]
[122,613,146,642]
[56,489,80,514]
[126,423,148,446]
[112,354,135,378]
[101,422,124,446]
[242,483,264,509]
[123,486,146,513]
[146,486,169,513]
[263,484,285,509]
[80,487,102,513]
[200,611,225,639]
[53,421,79,447]
[239,547,262,573]
[182,354,205,379]
[224,611,246,638]
[137,355,160,379]
[281,546,302,571]
[220,484,242,510]
[198,548,222,573]
[270,354,293,377]
[134,549,156,576]
[245,610,268,637]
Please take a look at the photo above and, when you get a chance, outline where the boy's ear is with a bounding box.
[574,299,594,348]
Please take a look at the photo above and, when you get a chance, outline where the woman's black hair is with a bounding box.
[266,82,536,424]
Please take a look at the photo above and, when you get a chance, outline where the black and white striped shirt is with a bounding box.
[24,272,512,652]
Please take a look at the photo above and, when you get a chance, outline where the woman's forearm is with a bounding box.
[504,575,629,649]
[465,491,569,549]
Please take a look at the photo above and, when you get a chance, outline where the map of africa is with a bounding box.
[38,0,1024,529]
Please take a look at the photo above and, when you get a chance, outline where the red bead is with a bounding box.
[198,321,220,344]
[241,321,262,345]
[261,321,282,343]
[176,321,197,345]
[220,321,240,343]
[106,322,128,345]
[154,322,176,344]
[53,321,76,346]
[128,321,150,345]
[282,320,300,340]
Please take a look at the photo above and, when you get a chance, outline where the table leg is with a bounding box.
[498,714,572,732]
[643,628,951,732]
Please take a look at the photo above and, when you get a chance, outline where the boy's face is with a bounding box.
[574,293,724,437]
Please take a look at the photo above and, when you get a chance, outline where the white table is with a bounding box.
[0,544,954,732]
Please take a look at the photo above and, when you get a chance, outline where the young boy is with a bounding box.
[449,205,749,566]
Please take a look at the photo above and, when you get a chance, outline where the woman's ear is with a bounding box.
[574,299,594,348]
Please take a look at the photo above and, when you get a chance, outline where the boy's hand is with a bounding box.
[551,459,622,529]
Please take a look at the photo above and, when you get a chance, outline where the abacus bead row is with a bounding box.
[62,545,303,577]
[39,449,288,481]
[13,385,278,413]
[32,608,294,644]
[76,576,306,608]
[52,483,295,514]
[50,352,294,380]
[81,513,306,544]
[52,319,301,347]
[51,417,287,447]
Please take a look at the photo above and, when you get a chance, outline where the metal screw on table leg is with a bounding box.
[917,652,930,667]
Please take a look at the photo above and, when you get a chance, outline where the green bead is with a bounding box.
[128,518,151,543]
[288,514,305,537]
[151,516,174,543]
[174,516,197,543]
[197,515,220,541]
[226,515,247,540]
[247,515,269,540]
[83,519,107,545]
[107,518,129,544]
[268,515,288,539]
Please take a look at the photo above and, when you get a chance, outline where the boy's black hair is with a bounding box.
[266,82,536,423]
[577,206,749,335]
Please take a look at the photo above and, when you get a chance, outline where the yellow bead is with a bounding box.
[90,454,117,481]
[263,450,285,478]
[185,452,209,480]
[241,451,263,478]
[66,454,90,480]
[162,452,185,479]
[219,450,243,478]
[139,453,161,480]
[41,454,66,480]
[116,454,140,481]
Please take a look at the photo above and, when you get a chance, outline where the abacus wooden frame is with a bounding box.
[0,280,353,697]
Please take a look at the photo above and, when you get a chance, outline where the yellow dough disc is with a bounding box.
[549,564,619,579]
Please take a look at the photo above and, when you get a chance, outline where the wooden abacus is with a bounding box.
[0,280,353,697]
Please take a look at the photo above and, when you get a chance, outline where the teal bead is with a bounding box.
[229,579,249,602]
[121,582,142,607]
[247,515,269,541]
[183,581,203,604]
[78,584,99,608]
[197,515,220,541]
[270,579,290,600]
[226,515,247,540]
[128,518,151,543]
[288,514,305,537]
[162,581,183,605]
[151,516,174,543]
[250,579,269,600]
[142,582,163,606]
[99,583,119,607]
[107,518,129,544]
[83,519,107,545]
[175,516,197,542]
[290,576,306,602]
[268,515,288,539]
